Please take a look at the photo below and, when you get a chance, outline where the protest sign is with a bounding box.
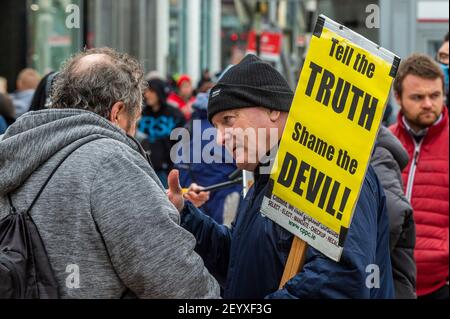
[261,15,400,262]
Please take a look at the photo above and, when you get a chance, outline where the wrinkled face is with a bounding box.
[144,88,159,107]
[212,107,275,171]
[179,81,193,99]
[396,74,444,132]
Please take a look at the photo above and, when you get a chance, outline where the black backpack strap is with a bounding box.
[7,194,17,214]
[6,137,106,215]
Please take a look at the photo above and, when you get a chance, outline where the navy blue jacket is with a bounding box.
[181,165,395,299]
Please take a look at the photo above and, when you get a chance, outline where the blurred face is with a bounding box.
[437,41,449,65]
[144,88,159,107]
[212,107,278,171]
[179,81,193,99]
[0,78,7,94]
[396,74,444,132]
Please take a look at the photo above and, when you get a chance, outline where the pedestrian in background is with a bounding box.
[29,71,59,112]
[437,32,449,105]
[0,76,7,94]
[168,74,196,121]
[138,78,186,187]
[390,53,448,299]
[10,68,40,118]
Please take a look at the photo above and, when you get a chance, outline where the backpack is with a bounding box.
[0,139,104,299]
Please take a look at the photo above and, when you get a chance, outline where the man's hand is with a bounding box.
[167,170,184,213]
[167,170,211,213]
[184,183,210,208]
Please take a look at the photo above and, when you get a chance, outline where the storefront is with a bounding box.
[28,0,84,76]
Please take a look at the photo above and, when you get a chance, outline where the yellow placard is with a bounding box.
[261,16,399,261]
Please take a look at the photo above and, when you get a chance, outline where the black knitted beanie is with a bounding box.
[207,54,294,123]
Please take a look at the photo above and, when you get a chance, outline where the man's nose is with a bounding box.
[422,96,433,109]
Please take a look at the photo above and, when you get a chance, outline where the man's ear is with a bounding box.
[110,102,126,124]
[268,110,281,122]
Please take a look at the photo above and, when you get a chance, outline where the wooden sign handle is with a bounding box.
[279,237,308,289]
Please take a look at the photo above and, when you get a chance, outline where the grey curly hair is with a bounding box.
[50,47,146,119]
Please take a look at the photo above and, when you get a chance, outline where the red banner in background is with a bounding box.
[246,31,283,61]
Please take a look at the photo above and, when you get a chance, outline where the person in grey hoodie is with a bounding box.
[371,126,417,299]
[0,48,219,299]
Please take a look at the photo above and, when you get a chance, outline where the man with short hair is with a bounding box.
[0,48,220,298]
[390,53,449,299]
[169,54,395,298]
[10,68,41,117]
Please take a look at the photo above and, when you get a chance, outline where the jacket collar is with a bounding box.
[253,143,279,186]
[397,105,448,141]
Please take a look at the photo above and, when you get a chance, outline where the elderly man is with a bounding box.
[169,54,394,299]
[0,48,219,298]
[390,54,449,299]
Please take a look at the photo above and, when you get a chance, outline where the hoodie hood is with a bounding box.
[376,125,409,170]
[147,78,169,105]
[0,109,139,195]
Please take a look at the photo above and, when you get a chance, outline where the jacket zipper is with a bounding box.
[405,139,423,202]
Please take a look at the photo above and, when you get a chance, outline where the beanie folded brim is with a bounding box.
[207,83,294,123]
[207,54,294,123]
